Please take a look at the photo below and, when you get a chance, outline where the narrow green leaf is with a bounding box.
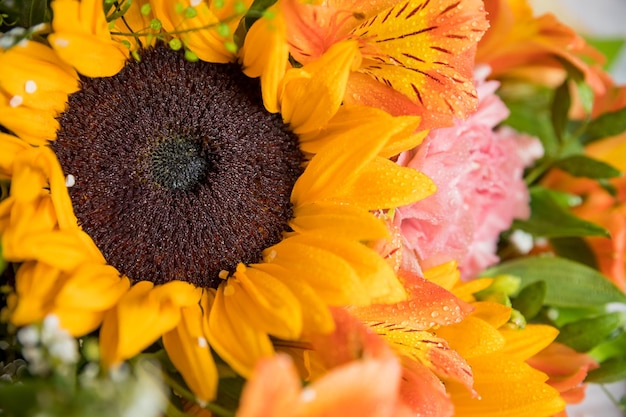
[513,187,609,238]
[553,155,622,179]
[576,82,594,116]
[543,305,607,328]
[512,281,546,320]
[551,80,571,143]
[556,312,624,352]
[586,357,626,383]
[582,106,626,144]
[550,237,599,269]
[481,256,626,307]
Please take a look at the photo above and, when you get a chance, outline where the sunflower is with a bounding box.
[0,0,436,404]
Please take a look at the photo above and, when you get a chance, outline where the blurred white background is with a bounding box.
[527,1,626,416]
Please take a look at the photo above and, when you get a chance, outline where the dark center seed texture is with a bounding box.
[52,45,304,288]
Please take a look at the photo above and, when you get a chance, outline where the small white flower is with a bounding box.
[17,325,39,347]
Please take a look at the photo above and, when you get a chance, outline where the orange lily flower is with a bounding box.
[281,0,489,129]
[527,342,599,406]
[477,0,605,94]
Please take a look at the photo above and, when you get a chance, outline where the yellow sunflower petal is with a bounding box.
[450,277,494,302]
[49,0,128,77]
[436,316,506,359]
[297,104,424,157]
[8,230,94,271]
[0,41,78,111]
[0,99,60,145]
[11,261,63,326]
[422,260,461,291]
[280,40,361,134]
[55,264,130,311]
[100,281,201,367]
[449,355,565,417]
[291,120,397,206]
[469,301,512,329]
[499,324,559,361]
[207,284,274,377]
[292,234,406,304]
[152,0,235,63]
[223,264,303,340]
[163,299,219,403]
[265,235,370,306]
[53,307,107,336]
[252,263,335,334]
[0,133,29,178]
[291,202,390,241]
[240,6,289,113]
[330,156,436,210]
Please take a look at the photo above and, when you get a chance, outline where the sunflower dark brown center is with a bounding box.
[51,45,304,288]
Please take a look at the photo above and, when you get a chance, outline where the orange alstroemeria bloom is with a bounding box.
[281,0,489,129]
[527,342,599,407]
[428,263,566,417]
[477,0,605,94]
[237,314,410,417]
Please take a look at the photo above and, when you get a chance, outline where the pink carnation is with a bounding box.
[395,73,542,279]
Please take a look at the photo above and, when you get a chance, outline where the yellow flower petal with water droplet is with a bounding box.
[291,202,390,241]
[499,324,559,361]
[329,156,436,210]
[266,235,370,306]
[49,0,128,77]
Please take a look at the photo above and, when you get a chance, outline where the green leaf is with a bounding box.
[543,305,607,328]
[551,80,571,143]
[550,237,598,269]
[582,106,626,144]
[512,281,546,320]
[0,242,7,275]
[481,256,626,307]
[500,85,560,158]
[512,187,609,238]
[0,381,40,416]
[556,312,625,352]
[553,155,622,179]
[0,0,51,28]
[586,357,626,383]
[575,81,595,116]
[585,37,626,70]
[590,331,626,362]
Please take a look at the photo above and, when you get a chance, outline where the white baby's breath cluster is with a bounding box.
[17,314,79,376]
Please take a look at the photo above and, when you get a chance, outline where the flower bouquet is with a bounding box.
[1,0,626,416]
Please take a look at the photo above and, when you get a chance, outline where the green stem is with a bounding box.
[599,384,626,411]
[524,158,554,186]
